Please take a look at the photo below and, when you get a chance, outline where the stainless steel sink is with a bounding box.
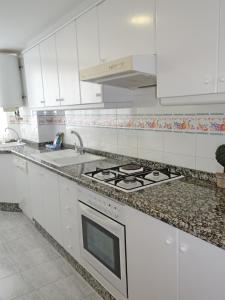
[32,149,104,167]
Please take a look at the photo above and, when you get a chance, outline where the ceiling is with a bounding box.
[0,0,84,52]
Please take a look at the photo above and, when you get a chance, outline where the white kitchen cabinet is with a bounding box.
[157,0,220,98]
[28,162,63,245]
[42,168,62,245]
[76,7,102,104]
[179,231,225,300]
[0,154,16,203]
[55,22,80,106]
[126,206,178,300]
[23,45,45,107]
[13,156,32,219]
[98,0,155,62]
[28,162,45,225]
[39,35,60,107]
[218,0,225,93]
[59,176,80,261]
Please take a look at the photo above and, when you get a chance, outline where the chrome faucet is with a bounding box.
[71,130,84,155]
[5,127,21,142]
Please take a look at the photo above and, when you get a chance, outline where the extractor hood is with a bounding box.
[79,55,156,90]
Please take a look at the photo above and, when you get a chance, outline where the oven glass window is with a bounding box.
[82,215,121,278]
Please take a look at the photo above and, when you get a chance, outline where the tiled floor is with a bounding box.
[0,212,102,300]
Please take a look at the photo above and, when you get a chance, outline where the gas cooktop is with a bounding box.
[83,163,183,192]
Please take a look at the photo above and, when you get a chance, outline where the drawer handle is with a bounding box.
[165,238,173,245]
[40,100,45,104]
[180,245,188,253]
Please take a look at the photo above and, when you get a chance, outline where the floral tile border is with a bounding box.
[65,112,225,135]
[7,111,225,135]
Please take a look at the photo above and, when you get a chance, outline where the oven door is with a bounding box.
[79,202,127,297]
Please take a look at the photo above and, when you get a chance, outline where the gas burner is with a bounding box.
[119,164,144,174]
[145,170,169,182]
[93,169,117,181]
[83,164,183,193]
[116,176,143,190]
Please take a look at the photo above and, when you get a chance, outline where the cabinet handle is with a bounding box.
[219,77,225,83]
[165,238,173,245]
[96,93,102,97]
[40,100,45,104]
[203,76,213,85]
[56,98,64,102]
[179,244,188,253]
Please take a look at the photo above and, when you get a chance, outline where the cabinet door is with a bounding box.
[157,0,219,98]
[56,22,80,106]
[98,0,155,61]
[40,35,60,107]
[23,45,45,107]
[28,162,62,245]
[218,0,225,93]
[179,231,225,300]
[0,155,16,203]
[126,206,178,300]
[76,7,102,104]
[59,176,80,261]
[42,168,63,245]
[28,163,45,226]
[13,157,32,219]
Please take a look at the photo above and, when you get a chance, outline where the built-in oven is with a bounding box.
[78,187,127,298]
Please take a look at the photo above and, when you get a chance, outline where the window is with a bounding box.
[0,108,7,141]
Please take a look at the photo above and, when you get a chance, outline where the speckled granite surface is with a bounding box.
[2,144,225,250]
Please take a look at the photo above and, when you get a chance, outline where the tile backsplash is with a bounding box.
[6,102,225,174]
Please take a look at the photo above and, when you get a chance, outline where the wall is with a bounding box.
[63,93,225,174]
[6,88,225,174]
[7,108,65,143]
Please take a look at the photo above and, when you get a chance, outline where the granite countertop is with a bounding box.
[2,144,225,250]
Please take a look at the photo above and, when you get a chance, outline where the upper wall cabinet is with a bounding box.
[218,0,225,93]
[23,45,45,108]
[39,35,60,107]
[55,22,80,105]
[98,0,156,62]
[157,0,220,98]
[76,7,102,104]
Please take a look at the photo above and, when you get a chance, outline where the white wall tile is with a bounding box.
[196,134,225,158]
[163,153,196,169]
[164,132,196,156]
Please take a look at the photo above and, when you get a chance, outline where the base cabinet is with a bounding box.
[126,206,178,300]
[179,231,225,300]
[13,156,32,219]
[0,154,16,203]
[59,176,80,261]
[28,162,63,245]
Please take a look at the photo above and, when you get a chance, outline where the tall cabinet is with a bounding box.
[98,0,156,62]
[157,0,220,98]
[76,7,102,104]
[218,0,225,93]
[23,45,45,108]
[39,35,60,107]
[55,22,80,105]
